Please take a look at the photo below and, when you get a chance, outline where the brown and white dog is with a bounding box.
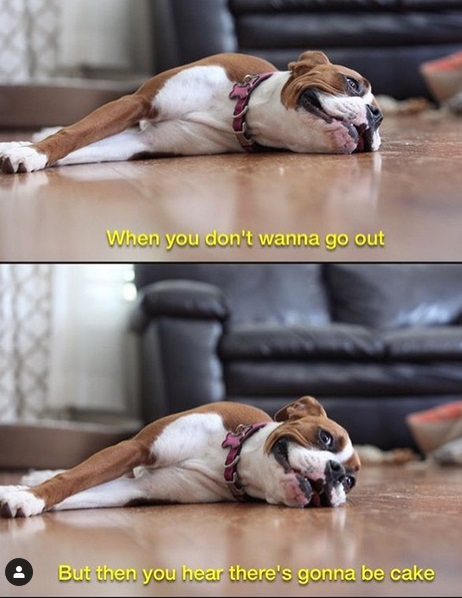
[0,397,360,518]
[0,51,382,174]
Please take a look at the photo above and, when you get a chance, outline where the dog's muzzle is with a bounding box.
[298,88,382,153]
[347,104,382,153]
[352,104,383,153]
[271,437,355,507]
[347,105,382,153]
[367,104,383,128]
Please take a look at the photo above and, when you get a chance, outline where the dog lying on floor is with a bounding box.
[0,397,360,517]
[0,51,382,174]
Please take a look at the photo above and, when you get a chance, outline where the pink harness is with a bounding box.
[229,72,274,152]
[222,422,268,501]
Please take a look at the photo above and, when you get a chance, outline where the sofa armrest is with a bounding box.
[130,280,229,423]
[130,279,229,331]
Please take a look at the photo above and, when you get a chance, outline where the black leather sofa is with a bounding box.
[149,0,462,100]
[130,264,462,450]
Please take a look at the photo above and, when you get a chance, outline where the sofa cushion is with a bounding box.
[230,0,462,13]
[134,264,331,326]
[403,1,462,8]
[225,361,462,398]
[385,327,462,359]
[234,12,462,49]
[219,323,382,360]
[231,0,399,11]
[326,264,462,330]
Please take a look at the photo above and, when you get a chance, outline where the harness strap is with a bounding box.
[222,422,268,501]
[229,72,274,153]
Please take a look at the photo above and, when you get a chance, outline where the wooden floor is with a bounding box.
[1,464,461,597]
[1,112,462,262]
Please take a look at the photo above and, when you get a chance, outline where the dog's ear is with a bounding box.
[288,51,331,77]
[274,396,327,422]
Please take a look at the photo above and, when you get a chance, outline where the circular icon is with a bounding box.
[5,558,33,586]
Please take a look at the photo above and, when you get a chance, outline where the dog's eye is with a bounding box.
[343,475,356,492]
[345,76,361,95]
[318,429,333,448]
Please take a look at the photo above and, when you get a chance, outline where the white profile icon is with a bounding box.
[13,566,25,579]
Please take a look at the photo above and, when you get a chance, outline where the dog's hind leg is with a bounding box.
[20,469,66,486]
[53,465,232,511]
[53,128,158,166]
[42,473,156,512]
[0,437,152,518]
[0,92,154,174]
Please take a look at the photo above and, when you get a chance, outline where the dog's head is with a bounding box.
[281,51,382,154]
[260,396,360,508]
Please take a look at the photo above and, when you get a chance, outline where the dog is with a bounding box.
[0,51,382,174]
[0,397,360,518]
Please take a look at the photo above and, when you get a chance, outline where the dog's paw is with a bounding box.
[0,142,48,174]
[0,485,45,518]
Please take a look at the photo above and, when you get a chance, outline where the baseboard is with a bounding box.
[0,420,140,470]
[0,77,144,128]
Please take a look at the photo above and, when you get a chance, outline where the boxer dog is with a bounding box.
[0,51,382,174]
[0,397,360,518]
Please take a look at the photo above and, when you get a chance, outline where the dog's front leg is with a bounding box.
[0,93,153,174]
[0,438,151,518]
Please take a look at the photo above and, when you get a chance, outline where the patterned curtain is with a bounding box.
[0,264,138,424]
[0,0,61,82]
[0,265,53,421]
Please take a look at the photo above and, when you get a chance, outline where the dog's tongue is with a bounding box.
[308,477,327,508]
[309,491,321,507]
[354,124,374,153]
[352,123,368,153]
[356,135,365,153]
[294,473,323,507]
[346,122,367,153]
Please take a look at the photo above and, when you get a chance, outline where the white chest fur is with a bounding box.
[150,413,227,466]
[127,413,233,503]
[142,66,242,154]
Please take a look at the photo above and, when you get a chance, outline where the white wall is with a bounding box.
[59,0,153,73]
[0,264,140,423]
[0,0,152,81]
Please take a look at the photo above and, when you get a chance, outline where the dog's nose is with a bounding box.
[367,104,383,127]
[325,459,346,483]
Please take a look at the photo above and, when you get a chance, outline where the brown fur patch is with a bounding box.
[137,53,277,102]
[281,65,371,110]
[343,453,361,473]
[138,401,273,443]
[34,94,154,166]
[263,416,361,475]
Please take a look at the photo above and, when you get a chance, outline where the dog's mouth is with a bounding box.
[271,437,355,507]
[348,123,375,153]
[298,88,376,153]
[298,88,334,124]
[271,438,330,507]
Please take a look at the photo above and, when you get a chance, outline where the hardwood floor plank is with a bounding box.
[1,113,462,262]
[1,464,461,596]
